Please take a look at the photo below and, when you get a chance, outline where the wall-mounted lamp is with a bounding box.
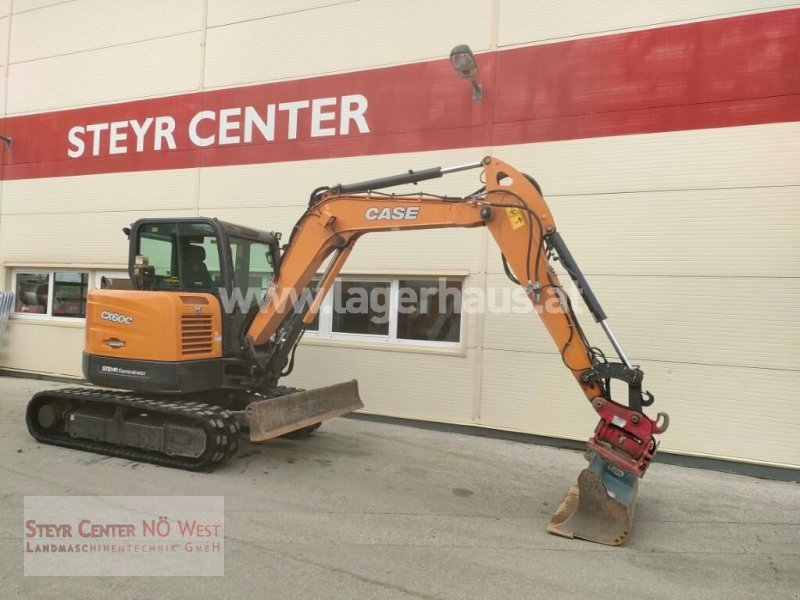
[0,135,11,149]
[450,44,482,101]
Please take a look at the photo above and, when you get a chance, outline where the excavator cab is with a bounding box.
[129,218,278,299]
[127,218,282,363]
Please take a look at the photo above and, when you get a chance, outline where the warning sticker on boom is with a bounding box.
[505,207,525,230]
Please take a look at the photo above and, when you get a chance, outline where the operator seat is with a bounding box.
[182,244,214,289]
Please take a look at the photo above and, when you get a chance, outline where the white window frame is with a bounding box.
[11,268,92,322]
[304,275,463,349]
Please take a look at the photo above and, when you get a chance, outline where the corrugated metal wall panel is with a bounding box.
[10,0,202,63]
[497,0,792,46]
[7,32,202,114]
[343,229,483,274]
[204,0,492,88]
[473,123,800,467]
[0,12,8,116]
[13,0,66,13]
[0,65,7,115]
[479,349,599,439]
[0,16,8,64]
[3,169,200,216]
[492,123,800,197]
[0,321,85,377]
[486,185,800,278]
[285,344,476,424]
[197,149,488,210]
[207,0,353,28]
[483,273,800,372]
[0,209,197,264]
[486,124,800,286]
[480,349,800,467]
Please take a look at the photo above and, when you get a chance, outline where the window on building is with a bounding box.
[305,276,463,347]
[14,271,90,319]
[397,278,462,343]
[14,273,49,314]
[52,272,89,317]
[331,279,391,336]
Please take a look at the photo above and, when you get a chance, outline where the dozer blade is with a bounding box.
[547,453,639,546]
[246,380,363,442]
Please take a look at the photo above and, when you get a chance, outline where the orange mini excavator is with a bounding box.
[26,157,668,545]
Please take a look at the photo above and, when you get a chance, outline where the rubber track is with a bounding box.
[26,387,244,472]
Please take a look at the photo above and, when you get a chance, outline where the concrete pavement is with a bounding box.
[1,376,798,599]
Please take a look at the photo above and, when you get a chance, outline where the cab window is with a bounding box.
[229,236,275,290]
[137,222,222,291]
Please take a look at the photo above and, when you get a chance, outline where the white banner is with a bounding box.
[23,496,224,576]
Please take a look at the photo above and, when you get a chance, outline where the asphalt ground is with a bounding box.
[1,376,798,599]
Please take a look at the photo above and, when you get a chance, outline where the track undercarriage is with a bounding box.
[26,382,361,471]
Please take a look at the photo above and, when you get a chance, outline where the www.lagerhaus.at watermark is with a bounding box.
[217,279,586,324]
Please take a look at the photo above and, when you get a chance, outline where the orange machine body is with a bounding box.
[84,289,223,362]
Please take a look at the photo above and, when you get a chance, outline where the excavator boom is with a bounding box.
[243,156,668,544]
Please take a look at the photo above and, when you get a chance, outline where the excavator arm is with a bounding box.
[245,156,669,545]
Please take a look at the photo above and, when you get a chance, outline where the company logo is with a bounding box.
[364,206,420,221]
[100,365,147,378]
[100,311,134,325]
[66,94,370,159]
[24,496,224,576]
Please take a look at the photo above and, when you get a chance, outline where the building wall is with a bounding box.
[0,1,797,468]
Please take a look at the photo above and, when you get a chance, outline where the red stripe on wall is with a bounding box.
[2,9,797,181]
